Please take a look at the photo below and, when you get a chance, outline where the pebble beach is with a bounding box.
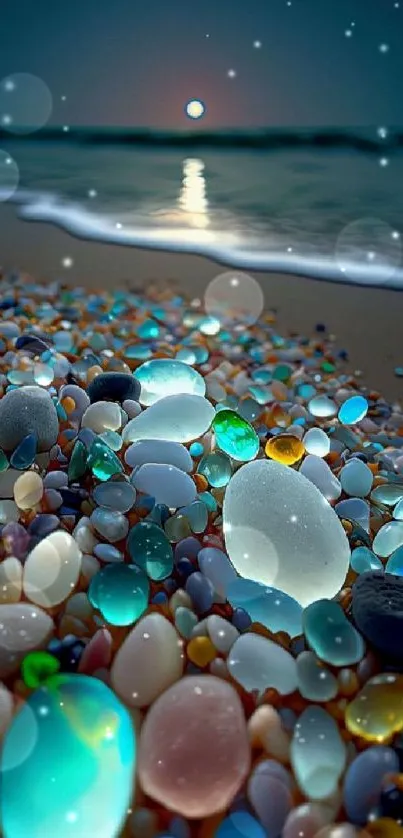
[0,269,403,838]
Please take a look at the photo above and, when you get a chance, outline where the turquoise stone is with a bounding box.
[89,563,149,625]
[385,545,403,576]
[136,319,160,339]
[180,500,208,534]
[302,599,365,666]
[87,438,123,481]
[373,520,403,557]
[135,358,205,406]
[10,434,36,470]
[189,441,204,457]
[127,521,173,580]
[197,451,232,487]
[68,439,88,482]
[296,651,338,701]
[174,606,199,638]
[226,578,303,638]
[371,483,403,506]
[215,812,266,838]
[0,449,9,472]
[350,546,383,574]
[338,395,368,425]
[394,498,403,520]
[212,409,259,462]
[291,706,346,800]
[339,459,373,498]
[0,673,135,838]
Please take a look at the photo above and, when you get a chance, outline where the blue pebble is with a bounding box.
[231,607,252,631]
[215,812,266,838]
[10,433,37,470]
[176,558,195,579]
[338,395,368,426]
[343,746,399,824]
[185,571,215,613]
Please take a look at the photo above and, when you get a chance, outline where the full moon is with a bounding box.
[185,99,205,120]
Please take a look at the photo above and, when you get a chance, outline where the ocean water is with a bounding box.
[1,126,403,288]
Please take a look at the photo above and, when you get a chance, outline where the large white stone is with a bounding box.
[136,358,206,406]
[223,459,350,607]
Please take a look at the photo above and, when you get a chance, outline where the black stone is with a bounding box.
[351,571,403,662]
[15,333,50,355]
[379,783,403,820]
[87,371,140,404]
[48,636,86,672]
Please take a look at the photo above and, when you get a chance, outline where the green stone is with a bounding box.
[303,599,365,666]
[127,521,174,579]
[212,409,259,462]
[21,651,60,689]
[322,361,336,373]
[272,364,292,381]
[87,438,123,482]
[68,439,88,482]
[0,449,9,472]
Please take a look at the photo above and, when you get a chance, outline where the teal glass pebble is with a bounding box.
[302,599,365,666]
[226,578,303,638]
[180,500,208,534]
[99,430,123,452]
[54,330,73,352]
[87,438,123,481]
[88,563,150,625]
[197,451,232,488]
[296,651,338,702]
[189,441,204,457]
[124,344,152,360]
[0,673,135,838]
[135,358,206,406]
[338,395,368,426]
[371,483,403,506]
[7,369,35,386]
[350,546,383,574]
[212,409,259,462]
[136,319,160,339]
[291,706,346,800]
[33,362,54,386]
[174,606,199,639]
[394,498,403,520]
[176,347,197,365]
[127,520,174,580]
[10,434,37,470]
[373,520,403,557]
[385,545,403,576]
[198,491,217,512]
[215,812,266,838]
[238,397,262,423]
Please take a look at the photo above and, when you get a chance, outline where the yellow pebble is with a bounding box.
[345,673,403,743]
[187,636,217,667]
[265,434,305,465]
[366,819,403,838]
[60,396,76,415]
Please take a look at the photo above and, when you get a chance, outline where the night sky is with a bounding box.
[0,0,402,129]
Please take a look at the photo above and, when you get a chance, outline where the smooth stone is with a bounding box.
[185,572,215,614]
[385,545,403,575]
[350,546,383,574]
[128,521,173,580]
[0,386,58,452]
[197,451,232,487]
[0,557,23,603]
[93,480,136,513]
[303,428,330,458]
[111,612,184,707]
[0,673,136,838]
[181,500,208,534]
[90,508,129,543]
[0,682,13,739]
[343,746,399,825]
[15,333,50,354]
[132,464,196,508]
[335,498,370,533]
[122,399,142,419]
[0,500,19,523]
[125,439,193,472]
[0,603,54,677]
[338,395,368,425]
[59,383,90,422]
[0,469,21,499]
[247,708,291,764]
[291,706,347,800]
[247,762,293,837]
[198,546,238,598]
[174,606,199,639]
[339,459,373,498]
[299,455,342,502]
[216,812,266,838]
[212,410,259,462]
[88,563,149,626]
[206,614,239,654]
[308,396,337,418]
[303,599,365,666]
[296,651,339,701]
[371,483,403,506]
[87,438,123,481]
[352,571,403,661]
[13,472,43,509]
[137,675,251,818]
[345,673,403,743]
[227,633,298,695]
[93,543,124,563]
[223,460,350,607]
[123,394,215,444]
[373,521,403,557]
[135,358,205,406]
[87,372,140,404]
[23,531,82,608]
[226,578,303,638]
[283,803,333,838]
[10,433,36,470]
[81,401,122,434]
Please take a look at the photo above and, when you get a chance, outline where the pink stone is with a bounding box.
[137,674,251,818]
[78,628,112,675]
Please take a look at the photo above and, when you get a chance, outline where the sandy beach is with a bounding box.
[0,202,402,402]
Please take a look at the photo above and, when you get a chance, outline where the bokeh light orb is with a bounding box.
[185,99,205,120]
[0,150,19,202]
[0,74,52,135]
[204,271,264,326]
[335,218,401,284]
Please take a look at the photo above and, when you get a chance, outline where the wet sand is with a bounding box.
[0,203,402,402]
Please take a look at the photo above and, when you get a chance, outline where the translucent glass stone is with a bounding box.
[87,438,123,481]
[291,706,346,800]
[223,460,350,607]
[135,358,205,406]
[265,435,305,466]
[343,747,400,825]
[371,483,403,506]
[394,498,403,520]
[93,480,136,513]
[350,546,383,574]
[345,673,403,743]
[180,500,208,534]
[197,451,232,487]
[227,633,298,696]
[338,395,368,425]
[123,394,214,444]
[212,410,259,462]
[132,463,196,508]
[302,599,365,666]
[307,396,337,418]
[303,428,330,457]
[296,651,338,701]
[88,563,149,625]
[373,521,403,557]
[226,578,303,637]
[10,434,36,470]
[0,673,136,838]
[385,545,403,575]
[68,439,87,482]
[127,521,173,580]
[33,362,54,386]
[339,458,373,498]
[90,508,129,543]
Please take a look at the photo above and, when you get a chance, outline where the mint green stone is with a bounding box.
[303,599,365,666]
[212,409,259,462]
[87,438,123,482]
[0,673,135,838]
[68,439,88,482]
[127,521,173,580]
[197,451,232,487]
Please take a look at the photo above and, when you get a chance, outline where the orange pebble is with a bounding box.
[194,473,208,492]
[265,434,305,465]
[366,819,403,838]
[60,396,76,414]
[87,365,103,383]
[187,636,217,667]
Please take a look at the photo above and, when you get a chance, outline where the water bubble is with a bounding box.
[0,150,19,202]
[204,271,264,326]
[0,74,52,135]
[335,218,402,284]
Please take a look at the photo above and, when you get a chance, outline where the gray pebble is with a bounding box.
[0,386,59,453]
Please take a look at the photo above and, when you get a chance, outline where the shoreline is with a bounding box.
[0,202,402,402]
